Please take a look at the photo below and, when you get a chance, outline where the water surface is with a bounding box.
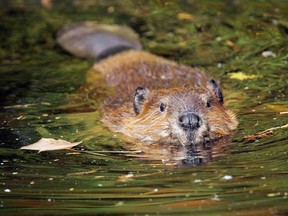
[1,1,288,215]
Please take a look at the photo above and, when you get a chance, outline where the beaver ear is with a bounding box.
[208,79,224,104]
[133,87,149,115]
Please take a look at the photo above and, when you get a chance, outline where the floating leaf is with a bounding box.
[20,138,82,152]
[225,40,235,48]
[228,72,260,80]
[265,104,288,112]
[176,13,194,21]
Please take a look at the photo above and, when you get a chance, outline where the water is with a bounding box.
[1,1,288,215]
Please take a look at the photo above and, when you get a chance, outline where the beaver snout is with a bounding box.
[179,112,201,130]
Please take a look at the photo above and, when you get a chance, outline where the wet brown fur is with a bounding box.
[86,50,238,147]
[89,50,211,109]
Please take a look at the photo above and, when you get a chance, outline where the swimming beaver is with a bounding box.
[57,22,238,160]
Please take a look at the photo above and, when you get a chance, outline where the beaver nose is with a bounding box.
[179,112,201,130]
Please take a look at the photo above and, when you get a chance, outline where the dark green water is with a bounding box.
[1,1,288,215]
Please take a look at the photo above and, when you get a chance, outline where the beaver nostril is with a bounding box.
[179,112,201,130]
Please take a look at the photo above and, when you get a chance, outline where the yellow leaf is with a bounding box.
[265,104,288,112]
[20,138,82,152]
[177,13,194,21]
[228,72,260,80]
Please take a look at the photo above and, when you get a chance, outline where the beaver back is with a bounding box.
[88,50,211,109]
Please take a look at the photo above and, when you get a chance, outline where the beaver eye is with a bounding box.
[159,103,166,112]
[206,100,211,108]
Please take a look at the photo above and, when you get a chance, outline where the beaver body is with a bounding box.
[57,22,238,160]
[90,50,211,109]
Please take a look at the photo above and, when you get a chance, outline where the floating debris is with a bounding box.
[177,13,194,21]
[222,175,233,181]
[262,51,276,58]
[20,138,82,152]
[211,194,221,201]
[228,72,260,80]
[4,189,11,193]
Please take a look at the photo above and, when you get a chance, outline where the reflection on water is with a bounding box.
[1,0,288,215]
[126,135,233,167]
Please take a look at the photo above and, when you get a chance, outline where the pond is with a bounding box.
[1,0,288,215]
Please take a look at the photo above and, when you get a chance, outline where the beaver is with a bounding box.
[57,22,238,163]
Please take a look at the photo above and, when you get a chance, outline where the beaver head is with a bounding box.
[103,80,238,147]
